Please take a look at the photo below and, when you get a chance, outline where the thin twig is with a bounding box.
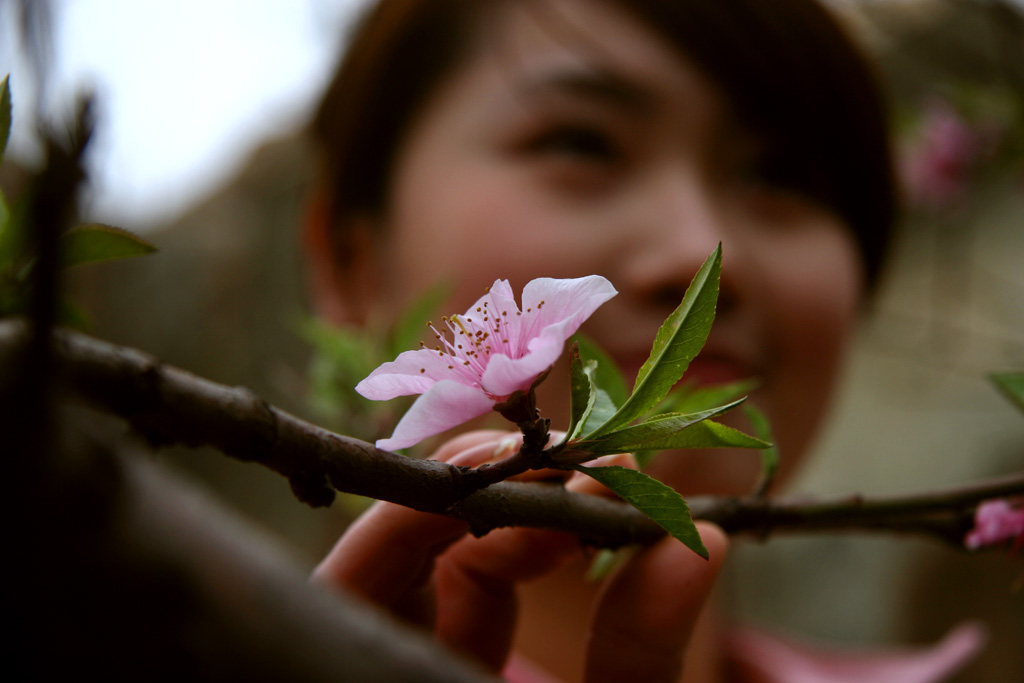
[3,320,1022,549]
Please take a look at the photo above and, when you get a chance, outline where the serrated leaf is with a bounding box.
[992,372,1024,415]
[744,403,778,497]
[581,418,768,456]
[574,464,707,558]
[567,345,596,441]
[58,224,157,268]
[633,420,768,452]
[579,400,743,454]
[0,75,10,162]
[573,333,628,407]
[591,246,721,437]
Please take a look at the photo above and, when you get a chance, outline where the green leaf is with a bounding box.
[56,298,91,330]
[744,403,778,497]
[574,464,707,558]
[661,378,759,415]
[389,280,450,357]
[0,193,27,272]
[58,224,157,268]
[0,192,9,243]
[585,546,638,582]
[573,333,629,407]
[298,315,405,439]
[578,400,744,455]
[567,345,597,441]
[0,75,10,162]
[634,420,768,452]
[298,316,379,379]
[590,246,721,437]
[582,418,769,456]
[580,386,617,437]
[992,372,1024,415]
[0,284,24,318]
[633,449,657,470]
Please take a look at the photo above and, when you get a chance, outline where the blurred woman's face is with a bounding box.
[362,0,863,494]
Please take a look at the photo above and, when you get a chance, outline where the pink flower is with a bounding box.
[899,99,1000,211]
[964,499,1024,551]
[357,276,616,451]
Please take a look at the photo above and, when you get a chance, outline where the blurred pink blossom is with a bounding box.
[357,275,616,450]
[900,100,992,210]
[964,499,1024,551]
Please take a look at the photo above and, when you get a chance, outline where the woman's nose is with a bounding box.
[617,173,737,313]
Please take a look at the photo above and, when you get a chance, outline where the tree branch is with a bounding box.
[5,319,1022,549]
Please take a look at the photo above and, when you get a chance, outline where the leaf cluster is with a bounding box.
[299,282,450,443]
[0,76,156,327]
[552,246,771,558]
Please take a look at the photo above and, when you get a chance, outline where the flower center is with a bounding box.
[420,291,547,391]
[427,303,511,381]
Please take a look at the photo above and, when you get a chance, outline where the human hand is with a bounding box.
[312,430,728,682]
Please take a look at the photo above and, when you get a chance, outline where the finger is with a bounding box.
[445,433,521,468]
[446,430,576,484]
[431,429,515,463]
[434,526,580,671]
[312,430,506,602]
[584,522,729,683]
[434,428,565,466]
[312,501,468,609]
[313,428,570,605]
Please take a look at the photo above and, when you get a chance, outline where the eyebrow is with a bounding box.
[515,67,655,112]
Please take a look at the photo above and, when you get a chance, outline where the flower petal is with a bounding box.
[356,348,471,400]
[357,274,617,442]
[481,325,565,396]
[479,278,519,316]
[480,277,616,397]
[965,499,1024,549]
[518,275,617,342]
[456,278,518,327]
[376,380,496,451]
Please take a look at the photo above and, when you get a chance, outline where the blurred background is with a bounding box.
[1,0,1023,680]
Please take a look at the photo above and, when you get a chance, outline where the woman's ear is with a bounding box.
[303,189,381,326]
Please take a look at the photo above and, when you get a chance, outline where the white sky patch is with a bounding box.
[1,0,368,228]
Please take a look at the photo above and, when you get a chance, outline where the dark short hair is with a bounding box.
[312,0,896,287]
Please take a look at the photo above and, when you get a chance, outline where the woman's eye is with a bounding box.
[529,125,620,163]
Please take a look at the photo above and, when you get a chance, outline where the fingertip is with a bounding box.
[312,502,469,600]
[693,521,729,568]
[430,429,516,463]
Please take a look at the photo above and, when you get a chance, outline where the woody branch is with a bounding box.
[3,319,1021,548]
